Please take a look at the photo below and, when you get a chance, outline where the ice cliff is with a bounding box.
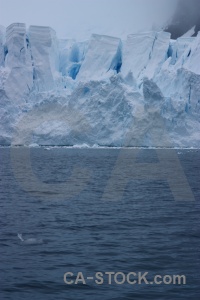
[0,23,200,147]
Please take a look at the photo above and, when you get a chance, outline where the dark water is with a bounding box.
[0,148,200,300]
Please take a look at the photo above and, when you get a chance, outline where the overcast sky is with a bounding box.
[0,0,177,40]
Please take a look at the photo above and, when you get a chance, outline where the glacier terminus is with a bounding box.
[0,23,200,148]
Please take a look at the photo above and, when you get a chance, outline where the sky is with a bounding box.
[0,0,177,40]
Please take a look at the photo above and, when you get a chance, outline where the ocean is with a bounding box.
[0,148,199,300]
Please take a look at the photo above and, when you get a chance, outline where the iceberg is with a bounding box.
[0,23,200,148]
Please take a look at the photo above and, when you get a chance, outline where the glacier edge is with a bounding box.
[0,23,200,148]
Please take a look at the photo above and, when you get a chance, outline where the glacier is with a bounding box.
[0,23,200,148]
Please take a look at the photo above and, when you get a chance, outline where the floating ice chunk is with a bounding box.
[28,143,40,147]
[73,143,91,148]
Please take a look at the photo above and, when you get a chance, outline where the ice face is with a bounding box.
[154,33,200,113]
[0,26,5,67]
[59,39,76,76]
[143,32,171,79]
[29,25,59,92]
[183,32,200,74]
[169,37,195,66]
[121,32,157,81]
[121,31,171,84]
[76,34,122,82]
[3,23,33,103]
[0,24,200,147]
[59,39,89,79]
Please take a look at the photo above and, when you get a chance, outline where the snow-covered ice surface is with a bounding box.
[0,23,200,148]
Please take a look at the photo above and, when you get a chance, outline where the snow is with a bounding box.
[0,23,200,148]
